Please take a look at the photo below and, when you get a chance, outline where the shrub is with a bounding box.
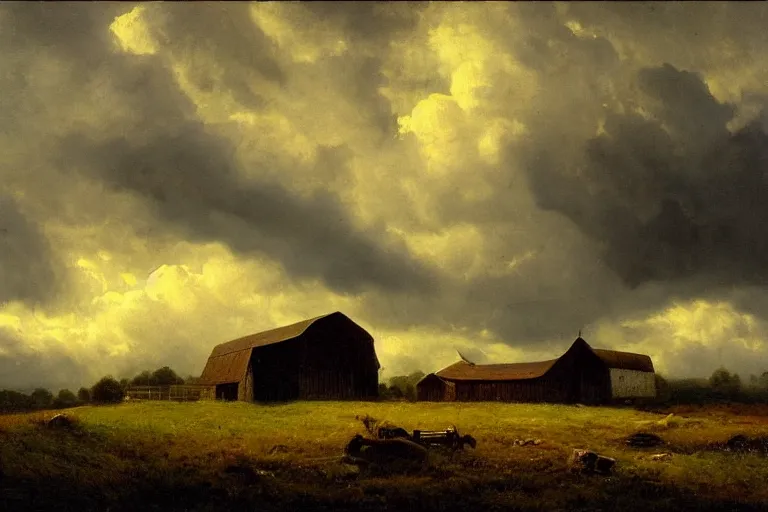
[91,376,125,404]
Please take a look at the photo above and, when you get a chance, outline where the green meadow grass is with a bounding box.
[2,401,768,511]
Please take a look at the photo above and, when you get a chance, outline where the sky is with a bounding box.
[3,2,768,392]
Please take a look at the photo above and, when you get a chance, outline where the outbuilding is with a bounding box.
[416,337,656,404]
[199,312,380,402]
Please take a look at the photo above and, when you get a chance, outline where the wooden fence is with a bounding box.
[125,385,216,402]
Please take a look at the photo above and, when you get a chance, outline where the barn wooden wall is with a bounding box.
[416,376,456,401]
[247,319,379,402]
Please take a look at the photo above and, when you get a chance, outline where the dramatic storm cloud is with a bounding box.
[3,2,768,391]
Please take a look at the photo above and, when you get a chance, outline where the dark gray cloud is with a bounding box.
[59,122,439,295]
[0,327,91,393]
[4,1,768,386]
[3,2,439,298]
[525,63,768,293]
[0,193,62,307]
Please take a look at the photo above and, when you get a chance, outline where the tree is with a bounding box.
[54,389,78,408]
[152,366,184,386]
[130,370,154,387]
[0,390,33,411]
[77,387,91,403]
[30,388,53,409]
[387,371,425,401]
[709,367,742,396]
[119,378,130,390]
[91,376,125,403]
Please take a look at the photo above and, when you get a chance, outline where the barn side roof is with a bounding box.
[199,349,252,386]
[200,311,374,385]
[435,359,559,381]
[592,349,654,373]
[210,312,336,358]
[431,337,655,382]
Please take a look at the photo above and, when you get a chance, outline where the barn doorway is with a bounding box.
[216,383,239,401]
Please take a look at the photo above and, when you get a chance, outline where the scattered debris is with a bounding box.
[513,438,543,446]
[355,414,380,436]
[656,413,675,427]
[377,426,410,440]
[47,414,74,429]
[626,432,664,448]
[377,424,477,451]
[268,444,289,455]
[568,449,616,475]
[343,434,428,471]
[649,453,672,461]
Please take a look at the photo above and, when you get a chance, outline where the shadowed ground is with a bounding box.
[2,401,768,511]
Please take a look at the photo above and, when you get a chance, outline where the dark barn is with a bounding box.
[199,312,380,402]
[417,337,655,404]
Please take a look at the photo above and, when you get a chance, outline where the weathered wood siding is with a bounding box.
[297,317,379,400]
[609,369,656,398]
[238,363,254,402]
[453,378,566,402]
[417,375,456,401]
[445,339,613,404]
[248,315,379,402]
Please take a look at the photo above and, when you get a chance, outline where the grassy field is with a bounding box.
[2,401,768,511]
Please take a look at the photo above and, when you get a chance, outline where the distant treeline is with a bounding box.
[4,365,767,412]
[378,371,425,402]
[655,367,768,405]
[0,366,194,413]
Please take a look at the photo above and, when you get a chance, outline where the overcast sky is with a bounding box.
[2,2,768,392]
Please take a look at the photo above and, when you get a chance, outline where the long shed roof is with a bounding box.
[432,338,654,382]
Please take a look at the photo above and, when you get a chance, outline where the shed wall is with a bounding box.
[609,368,656,398]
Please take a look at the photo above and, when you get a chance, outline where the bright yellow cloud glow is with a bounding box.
[109,5,157,55]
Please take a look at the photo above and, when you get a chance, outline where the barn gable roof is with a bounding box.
[435,359,559,381]
[200,311,374,385]
[211,312,335,358]
[592,348,655,373]
[431,337,654,382]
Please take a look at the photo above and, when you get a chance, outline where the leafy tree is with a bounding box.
[709,367,742,396]
[91,376,125,403]
[54,389,78,407]
[387,371,425,401]
[119,378,130,390]
[152,366,184,386]
[0,390,33,411]
[30,388,53,408]
[130,370,154,386]
[77,387,91,403]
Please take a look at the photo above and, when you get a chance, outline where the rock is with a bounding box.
[626,432,664,448]
[650,453,672,461]
[724,435,768,454]
[47,414,73,429]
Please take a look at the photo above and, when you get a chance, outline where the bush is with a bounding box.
[0,390,33,412]
[91,376,125,404]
